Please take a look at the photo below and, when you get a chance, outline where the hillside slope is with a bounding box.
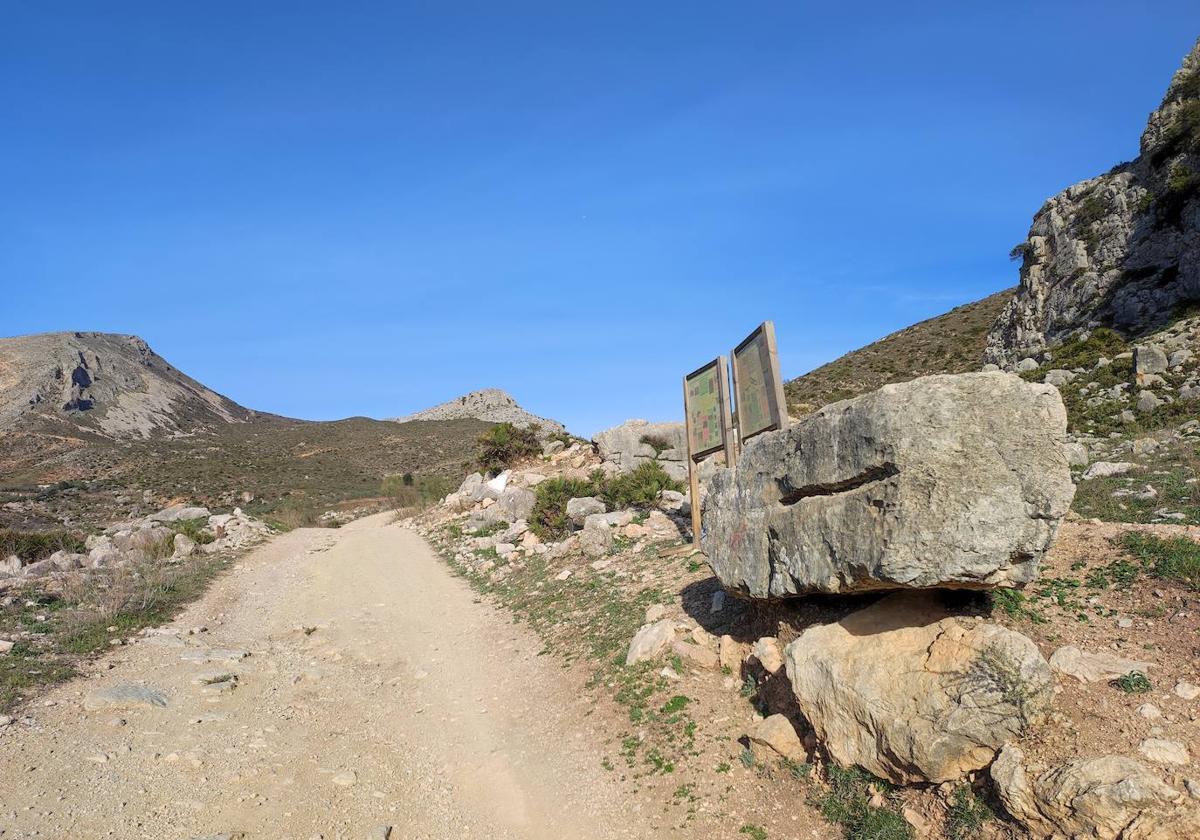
[784,288,1013,413]
[0,332,258,439]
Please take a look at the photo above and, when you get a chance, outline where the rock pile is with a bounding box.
[0,504,270,588]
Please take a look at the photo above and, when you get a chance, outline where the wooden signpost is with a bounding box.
[679,321,788,550]
[682,356,735,549]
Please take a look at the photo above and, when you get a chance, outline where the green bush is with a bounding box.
[598,461,683,509]
[476,422,541,475]
[530,477,598,540]
[381,474,454,510]
[0,529,87,561]
[946,786,994,840]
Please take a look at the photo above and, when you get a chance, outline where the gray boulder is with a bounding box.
[703,373,1074,598]
[565,496,606,527]
[149,504,211,523]
[1135,344,1169,376]
[784,593,1053,784]
[593,419,689,482]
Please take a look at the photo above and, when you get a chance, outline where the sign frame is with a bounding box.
[682,356,735,548]
[730,320,789,444]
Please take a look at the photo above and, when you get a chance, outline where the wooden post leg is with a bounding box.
[688,457,702,550]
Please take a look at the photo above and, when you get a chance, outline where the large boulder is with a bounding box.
[784,592,1053,784]
[991,744,1200,840]
[593,419,689,482]
[703,373,1074,597]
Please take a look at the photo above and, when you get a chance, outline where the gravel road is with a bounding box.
[0,512,648,839]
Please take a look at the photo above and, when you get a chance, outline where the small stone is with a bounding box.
[625,620,676,666]
[1139,738,1189,765]
[710,590,726,614]
[1137,703,1163,720]
[751,637,784,674]
[84,684,168,711]
[644,604,667,623]
[1174,680,1200,700]
[747,714,805,762]
[331,769,357,787]
[1117,618,1134,629]
[554,569,572,581]
[718,635,742,671]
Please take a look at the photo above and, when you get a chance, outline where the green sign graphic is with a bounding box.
[685,361,724,458]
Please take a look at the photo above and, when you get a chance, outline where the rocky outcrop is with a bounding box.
[986,38,1200,365]
[991,744,1200,839]
[389,388,564,433]
[703,372,1074,598]
[593,419,689,482]
[784,593,1054,784]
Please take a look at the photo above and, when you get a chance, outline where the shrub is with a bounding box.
[530,477,598,540]
[476,423,541,475]
[639,433,673,455]
[598,461,683,510]
[0,529,86,561]
[381,474,454,511]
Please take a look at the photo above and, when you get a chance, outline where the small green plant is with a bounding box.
[715,761,731,773]
[946,785,994,840]
[811,765,912,840]
[475,422,542,475]
[597,460,684,510]
[661,694,689,714]
[200,672,235,685]
[164,517,215,545]
[738,826,767,840]
[1114,670,1152,694]
[739,747,755,768]
[1118,532,1200,589]
[639,433,673,455]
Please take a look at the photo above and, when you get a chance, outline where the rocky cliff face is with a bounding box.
[0,332,256,439]
[389,387,565,433]
[986,38,1200,365]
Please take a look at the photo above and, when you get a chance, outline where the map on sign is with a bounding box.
[733,322,783,441]
[685,360,726,459]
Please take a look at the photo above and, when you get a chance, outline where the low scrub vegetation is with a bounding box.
[381,474,454,511]
[808,765,912,840]
[0,550,232,712]
[1117,531,1200,589]
[476,422,541,475]
[0,529,86,561]
[530,477,596,540]
[528,462,684,540]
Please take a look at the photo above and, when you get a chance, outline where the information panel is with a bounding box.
[684,357,729,460]
[732,321,787,442]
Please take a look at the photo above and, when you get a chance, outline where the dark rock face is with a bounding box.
[986,38,1200,364]
[701,373,1075,598]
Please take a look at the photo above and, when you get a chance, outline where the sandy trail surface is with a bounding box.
[0,513,648,839]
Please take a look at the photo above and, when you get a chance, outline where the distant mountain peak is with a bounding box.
[390,388,565,432]
[0,331,256,439]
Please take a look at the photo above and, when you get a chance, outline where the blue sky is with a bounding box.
[2,3,1196,436]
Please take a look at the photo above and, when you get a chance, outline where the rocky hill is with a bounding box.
[784,289,1013,414]
[389,387,565,433]
[0,332,258,439]
[986,37,1200,365]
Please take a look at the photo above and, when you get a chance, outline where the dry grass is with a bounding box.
[0,550,232,712]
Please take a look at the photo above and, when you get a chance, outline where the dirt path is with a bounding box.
[0,513,650,839]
